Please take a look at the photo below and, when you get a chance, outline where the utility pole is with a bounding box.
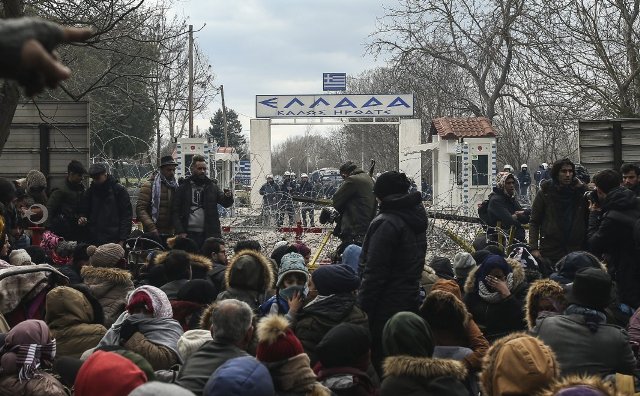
[220,84,229,147]
[188,24,194,138]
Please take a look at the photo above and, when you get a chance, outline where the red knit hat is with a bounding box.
[74,350,147,396]
[126,292,154,315]
[256,315,304,363]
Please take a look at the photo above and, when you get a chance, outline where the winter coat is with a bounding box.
[175,340,250,395]
[529,179,589,263]
[487,187,528,242]
[463,259,527,342]
[294,293,368,365]
[588,186,640,308]
[532,311,636,377]
[518,170,531,187]
[316,366,378,396]
[160,279,189,300]
[358,192,428,327]
[122,331,180,371]
[81,266,135,328]
[45,286,107,358]
[216,249,274,311]
[0,372,67,396]
[259,181,280,206]
[46,178,85,241]
[538,375,617,396]
[380,356,468,396]
[81,175,132,245]
[171,175,233,238]
[332,169,376,239]
[279,178,296,210]
[135,176,175,234]
[153,250,213,282]
[208,262,227,294]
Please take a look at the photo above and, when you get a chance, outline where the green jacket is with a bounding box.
[332,168,376,238]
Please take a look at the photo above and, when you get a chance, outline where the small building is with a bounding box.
[429,117,498,214]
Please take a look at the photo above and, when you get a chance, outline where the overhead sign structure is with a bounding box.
[323,73,346,91]
[256,94,414,118]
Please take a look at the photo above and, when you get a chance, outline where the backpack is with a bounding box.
[478,194,494,226]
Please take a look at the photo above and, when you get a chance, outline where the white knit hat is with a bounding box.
[177,329,212,360]
[9,249,31,266]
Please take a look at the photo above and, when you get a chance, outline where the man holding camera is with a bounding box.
[529,158,589,267]
[588,169,640,309]
[172,155,233,248]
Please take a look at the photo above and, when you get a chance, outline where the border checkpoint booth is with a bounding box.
[418,117,498,214]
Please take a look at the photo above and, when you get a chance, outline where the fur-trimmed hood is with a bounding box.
[198,302,215,330]
[154,251,213,272]
[464,257,525,294]
[525,279,566,330]
[480,332,559,396]
[225,249,274,292]
[383,355,467,381]
[538,375,616,396]
[81,265,133,286]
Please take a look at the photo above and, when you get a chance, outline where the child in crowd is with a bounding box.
[258,252,309,318]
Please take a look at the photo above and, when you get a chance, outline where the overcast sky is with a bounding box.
[171,0,395,147]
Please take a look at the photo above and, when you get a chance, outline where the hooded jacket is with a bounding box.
[81,265,135,328]
[588,186,640,308]
[358,191,428,323]
[136,175,175,234]
[171,175,233,238]
[524,278,566,330]
[332,168,376,239]
[45,286,107,358]
[81,175,132,245]
[487,186,527,242]
[293,293,368,365]
[380,356,468,396]
[463,258,527,342]
[529,179,588,263]
[216,249,274,310]
[153,251,213,297]
[537,375,616,396]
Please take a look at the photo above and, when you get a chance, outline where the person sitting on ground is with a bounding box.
[82,243,134,327]
[202,237,228,293]
[204,356,275,396]
[258,252,309,317]
[293,263,367,365]
[0,320,66,396]
[217,249,274,311]
[524,278,566,331]
[74,350,148,396]
[234,239,262,253]
[166,235,213,280]
[255,314,331,395]
[538,375,616,396]
[480,333,559,396]
[452,252,475,295]
[171,279,217,331]
[380,311,468,395]
[420,279,489,373]
[429,256,455,280]
[55,242,90,284]
[175,299,253,395]
[314,323,378,396]
[97,285,183,370]
[157,249,192,300]
[463,254,527,342]
[532,267,637,377]
[45,285,107,358]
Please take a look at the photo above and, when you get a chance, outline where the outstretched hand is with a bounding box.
[0,17,94,95]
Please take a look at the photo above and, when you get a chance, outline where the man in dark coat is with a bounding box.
[172,155,233,248]
[588,169,640,308]
[175,299,252,395]
[357,171,428,374]
[296,173,317,227]
[487,172,529,243]
[276,171,296,227]
[258,174,278,225]
[517,164,531,198]
[46,160,86,241]
[332,161,376,255]
[79,163,132,246]
[621,163,640,197]
[529,158,589,266]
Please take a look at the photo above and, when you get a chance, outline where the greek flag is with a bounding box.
[323,73,347,91]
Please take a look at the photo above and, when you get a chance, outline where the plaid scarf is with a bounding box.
[1,340,56,381]
[151,173,178,224]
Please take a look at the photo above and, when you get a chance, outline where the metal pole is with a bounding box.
[188,24,194,138]
[221,84,229,147]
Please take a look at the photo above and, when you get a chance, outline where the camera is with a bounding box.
[585,189,599,205]
[319,207,340,225]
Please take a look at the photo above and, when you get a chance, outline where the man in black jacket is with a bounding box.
[357,171,428,374]
[487,172,529,244]
[47,160,86,241]
[172,155,233,248]
[588,169,640,309]
[621,163,640,197]
[79,163,132,246]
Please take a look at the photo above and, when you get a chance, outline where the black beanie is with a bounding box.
[316,323,371,368]
[429,256,454,280]
[374,171,410,198]
[312,264,360,295]
[171,236,199,254]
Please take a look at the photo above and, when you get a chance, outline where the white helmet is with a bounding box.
[521,164,527,169]
[291,172,296,178]
[503,164,513,171]
[541,162,548,169]
[301,173,308,178]
[284,171,291,176]
[266,174,273,179]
